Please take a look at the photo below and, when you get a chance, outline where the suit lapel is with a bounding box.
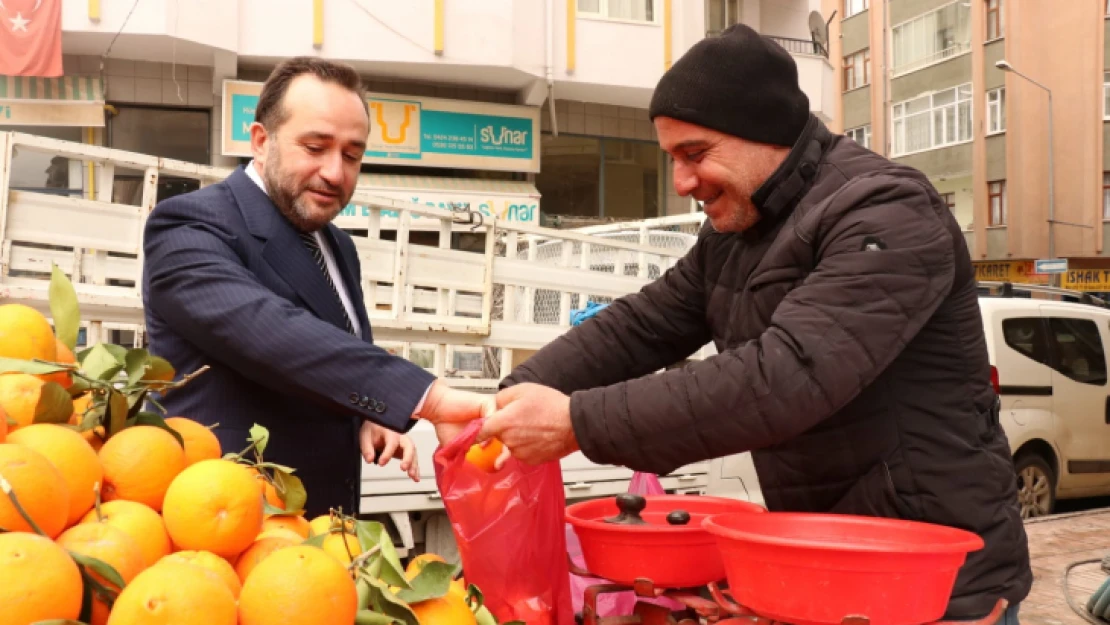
[226,168,352,332]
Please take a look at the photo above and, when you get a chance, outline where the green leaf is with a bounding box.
[474,605,500,625]
[126,412,185,447]
[67,377,91,397]
[302,533,329,549]
[124,349,151,386]
[256,461,297,473]
[105,389,129,437]
[33,381,73,425]
[356,521,408,589]
[141,356,175,383]
[70,552,126,589]
[49,264,81,351]
[126,389,148,419]
[0,357,70,376]
[363,576,419,625]
[101,344,128,363]
[395,561,456,605]
[249,424,270,456]
[355,610,403,625]
[272,470,307,513]
[82,344,123,381]
[357,577,373,610]
[79,403,103,430]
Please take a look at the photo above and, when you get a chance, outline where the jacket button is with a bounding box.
[359,396,369,408]
[375,403,386,414]
[349,393,359,404]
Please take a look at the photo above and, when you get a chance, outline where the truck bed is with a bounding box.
[1021,508,1110,624]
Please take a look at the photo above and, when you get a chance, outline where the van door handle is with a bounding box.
[567,483,592,491]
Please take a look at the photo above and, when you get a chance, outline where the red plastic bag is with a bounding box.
[433,420,575,625]
[567,473,681,616]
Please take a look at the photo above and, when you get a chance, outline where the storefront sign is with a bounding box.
[221,80,540,173]
[336,182,540,231]
[973,260,1049,285]
[0,75,105,127]
[1061,269,1110,292]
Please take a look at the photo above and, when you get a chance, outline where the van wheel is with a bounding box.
[1014,453,1056,519]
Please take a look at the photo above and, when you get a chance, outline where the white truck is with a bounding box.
[0,130,764,559]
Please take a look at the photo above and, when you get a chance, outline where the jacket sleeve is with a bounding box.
[143,193,435,433]
[570,178,956,474]
[500,237,712,394]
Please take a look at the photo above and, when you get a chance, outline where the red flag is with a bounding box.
[0,0,63,77]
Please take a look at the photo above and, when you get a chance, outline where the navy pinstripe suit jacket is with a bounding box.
[142,167,434,517]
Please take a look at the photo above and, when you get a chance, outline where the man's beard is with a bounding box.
[262,146,350,233]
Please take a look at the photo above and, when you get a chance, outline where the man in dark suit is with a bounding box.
[142,57,488,517]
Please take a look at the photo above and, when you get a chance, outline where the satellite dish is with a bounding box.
[809,10,831,57]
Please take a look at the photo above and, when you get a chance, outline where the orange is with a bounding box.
[0,404,6,443]
[56,523,146,625]
[0,442,70,538]
[252,468,285,509]
[159,550,242,599]
[405,552,447,579]
[234,535,298,583]
[262,514,312,538]
[0,304,57,363]
[257,527,306,543]
[42,337,76,389]
[0,373,53,431]
[164,417,221,466]
[99,425,186,512]
[0,532,83,624]
[107,560,237,625]
[465,437,503,473]
[8,423,104,527]
[163,459,264,560]
[70,392,95,425]
[79,500,172,569]
[410,593,478,625]
[308,513,353,537]
[321,531,362,565]
[81,425,107,452]
[238,545,358,625]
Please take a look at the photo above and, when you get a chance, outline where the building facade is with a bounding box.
[2,0,833,230]
[826,0,1110,291]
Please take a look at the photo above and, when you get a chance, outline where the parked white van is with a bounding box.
[979,282,1110,518]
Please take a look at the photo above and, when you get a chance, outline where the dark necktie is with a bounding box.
[299,231,356,335]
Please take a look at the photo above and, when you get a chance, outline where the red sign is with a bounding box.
[0,0,63,77]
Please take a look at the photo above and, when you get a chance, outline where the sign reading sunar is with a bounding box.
[221,80,541,173]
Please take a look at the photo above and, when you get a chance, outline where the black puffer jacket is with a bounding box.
[503,116,1032,618]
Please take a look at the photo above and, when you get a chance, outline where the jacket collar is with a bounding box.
[748,114,829,236]
[225,166,363,337]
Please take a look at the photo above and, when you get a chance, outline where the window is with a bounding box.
[1104,72,1110,120]
[892,2,971,75]
[940,192,956,214]
[986,0,1003,40]
[988,180,1007,226]
[987,88,1005,134]
[891,84,972,156]
[1003,318,1050,367]
[534,134,662,220]
[843,49,870,91]
[0,125,84,196]
[578,0,654,21]
[1049,318,1107,385]
[108,105,211,205]
[706,0,740,35]
[845,0,869,18]
[846,125,871,149]
[1103,172,1110,220]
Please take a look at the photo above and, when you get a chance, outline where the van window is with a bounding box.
[1002,317,1050,366]
[1048,318,1107,385]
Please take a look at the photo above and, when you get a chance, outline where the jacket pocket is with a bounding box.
[829,461,918,520]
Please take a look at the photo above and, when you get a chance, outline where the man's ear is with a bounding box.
[249,122,269,163]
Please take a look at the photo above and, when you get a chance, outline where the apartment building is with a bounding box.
[1,0,833,231]
[824,0,1110,291]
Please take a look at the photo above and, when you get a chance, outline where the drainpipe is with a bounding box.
[546,0,559,136]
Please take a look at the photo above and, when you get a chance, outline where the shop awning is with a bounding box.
[0,75,105,127]
[338,174,542,229]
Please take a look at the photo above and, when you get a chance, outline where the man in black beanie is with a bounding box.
[481,24,1031,623]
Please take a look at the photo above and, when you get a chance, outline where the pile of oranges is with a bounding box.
[0,303,482,625]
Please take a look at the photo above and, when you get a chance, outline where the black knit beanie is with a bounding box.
[649,23,810,148]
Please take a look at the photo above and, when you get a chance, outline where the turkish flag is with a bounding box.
[0,0,63,77]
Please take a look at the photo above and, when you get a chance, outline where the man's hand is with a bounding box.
[359,421,419,482]
[416,380,494,446]
[477,383,580,466]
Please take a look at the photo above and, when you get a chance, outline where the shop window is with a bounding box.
[535,135,662,222]
[0,125,85,196]
[108,105,211,205]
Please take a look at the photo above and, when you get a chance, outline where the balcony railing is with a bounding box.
[706,31,828,58]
